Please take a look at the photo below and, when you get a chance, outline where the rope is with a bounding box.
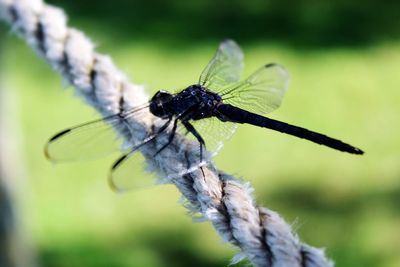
[0,0,334,266]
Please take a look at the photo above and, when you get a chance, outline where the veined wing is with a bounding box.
[199,39,244,91]
[179,116,237,159]
[107,124,168,192]
[108,117,200,192]
[219,63,289,115]
[44,104,150,162]
[108,150,157,192]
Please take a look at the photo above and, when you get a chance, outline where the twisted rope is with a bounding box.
[0,0,334,266]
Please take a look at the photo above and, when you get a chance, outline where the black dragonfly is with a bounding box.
[45,40,363,191]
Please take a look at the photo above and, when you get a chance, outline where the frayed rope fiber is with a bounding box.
[0,0,334,266]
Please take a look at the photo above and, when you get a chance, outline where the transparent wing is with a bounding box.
[219,63,289,115]
[199,39,244,91]
[108,116,178,192]
[109,115,235,192]
[44,104,150,162]
[177,116,237,158]
[108,150,157,192]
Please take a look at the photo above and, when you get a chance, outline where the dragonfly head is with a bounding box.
[150,90,173,118]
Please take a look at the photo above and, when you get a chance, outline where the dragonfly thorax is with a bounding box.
[170,84,222,120]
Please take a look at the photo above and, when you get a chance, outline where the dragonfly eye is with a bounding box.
[152,90,173,101]
[150,101,168,118]
[149,90,173,118]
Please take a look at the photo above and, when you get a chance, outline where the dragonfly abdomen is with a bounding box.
[216,104,364,155]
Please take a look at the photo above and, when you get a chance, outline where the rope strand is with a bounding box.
[0,0,333,266]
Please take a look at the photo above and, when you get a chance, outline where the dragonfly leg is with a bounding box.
[154,118,178,156]
[182,121,205,163]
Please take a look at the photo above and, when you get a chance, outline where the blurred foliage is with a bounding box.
[1,1,400,267]
[47,0,400,47]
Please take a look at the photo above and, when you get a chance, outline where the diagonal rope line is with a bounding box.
[0,0,334,266]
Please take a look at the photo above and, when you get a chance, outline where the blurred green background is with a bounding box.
[1,0,400,266]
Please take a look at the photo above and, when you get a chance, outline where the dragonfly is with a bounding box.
[45,40,364,191]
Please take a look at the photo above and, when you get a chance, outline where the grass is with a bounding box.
[2,34,400,267]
